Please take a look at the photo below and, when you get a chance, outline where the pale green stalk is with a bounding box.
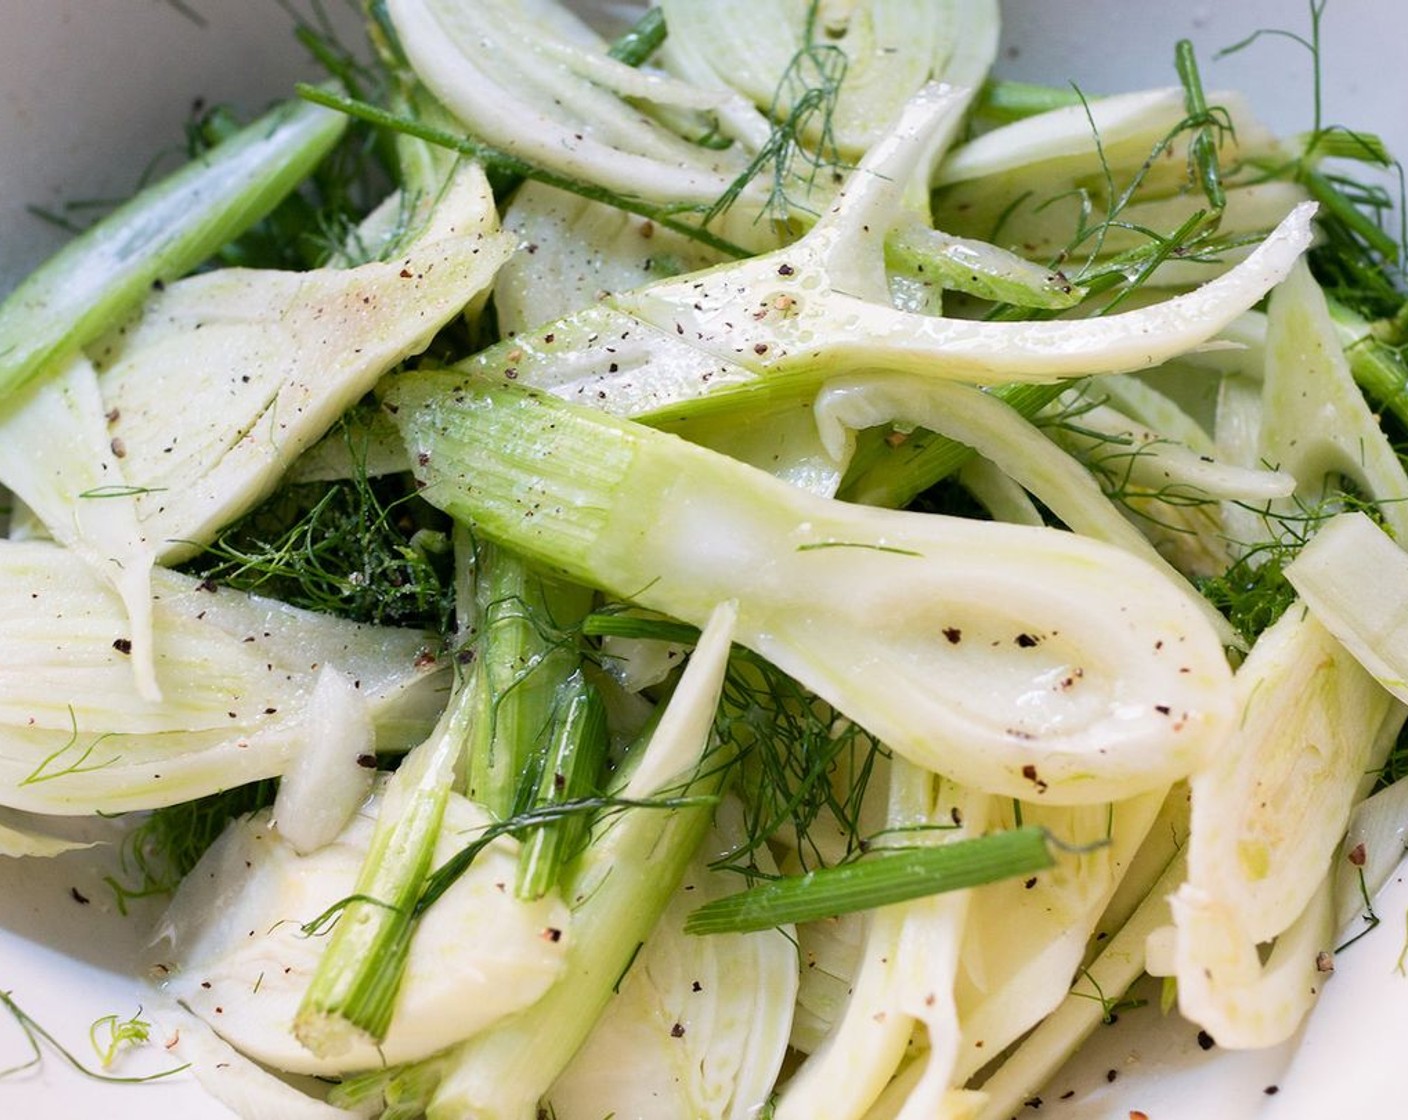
[514,670,609,900]
[684,826,1053,934]
[293,680,475,1057]
[0,95,345,405]
[884,222,1081,310]
[463,540,595,820]
[1328,297,1408,431]
[976,79,1087,124]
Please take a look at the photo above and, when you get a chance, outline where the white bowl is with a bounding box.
[1,3,1404,1118]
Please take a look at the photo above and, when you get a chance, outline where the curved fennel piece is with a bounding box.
[811,370,1238,645]
[0,95,345,405]
[657,0,1000,158]
[271,666,378,856]
[1281,511,1408,929]
[968,850,1187,1120]
[1037,384,1297,581]
[386,371,1234,806]
[0,353,161,699]
[611,82,1317,386]
[147,1005,367,1120]
[494,181,732,336]
[1166,604,1398,1048]
[932,87,1307,286]
[150,790,569,1077]
[546,794,796,1120]
[774,765,986,1120]
[92,161,513,563]
[0,539,444,815]
[0,809,99,859]
[1170,873,1335,1052]
[387,0,768,212]
[949,790,1166,1086]
[1257,260,1408,544]
[1040,394,1295,506]
[1285,511,1408,707]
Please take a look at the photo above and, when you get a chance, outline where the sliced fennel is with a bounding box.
[1168,604,1398,1047]
[1257,261,1408,545]
[1336,775,1408,936]
[790,907,868,1054]
[772,766,987,1120]
[1040,387,1296,580]
[621,601,737,800]
[1169,873,1335,1050]
[493,181,730,337]
[933,87,1304,283]
[1088,372,1220,458]
[0,808,100,859]
[93,161,512,563]
[1283,510,1408,704]
[811,369,1241,644]
[271,666,377,856]
[0,158,498,702]
[0,352,160,699]
[147,1005,369,1120]
[388,371,1235,806]
[1184,605,1396,942]
[612,84,1316,386]
[545,795,796,1120]
[1041,393,1295,508]
[0,538,444,814]
[950,791,1166,1086]
[151,787,569,1077]
[957,456,1045,526]
[0,96,345,404]
[387,0,768,215]
[657,0,1000,158]
[970,850,1188,1119]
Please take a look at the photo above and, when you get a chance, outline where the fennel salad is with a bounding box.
[0,2,1405,1119]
